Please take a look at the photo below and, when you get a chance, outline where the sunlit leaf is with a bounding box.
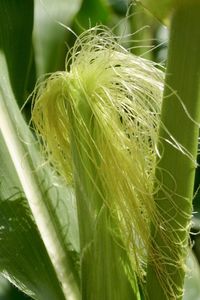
[0,127,79,299]
[33,0,82,75]
[0,275,10,298]
[0,1,80,298]
[138,0,173,24]
[139,0,198,25]
[0,196,67,300]
[183,251,200,300]
[0,131,74,300]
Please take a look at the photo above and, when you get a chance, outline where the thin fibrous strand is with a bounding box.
[32,26,194,299]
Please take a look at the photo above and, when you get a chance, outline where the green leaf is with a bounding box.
[0,196,67,300]
[0,0,33,107]
[183,251,200,300]
[138,0,173,24]
[0,1,80,299]
[75,0,111,29]
[0,131,74,300]
[0,56,80,300]
[0,127,79,300]
[0,275,10,298]
[139,0,199,25]
[33,0,82,75]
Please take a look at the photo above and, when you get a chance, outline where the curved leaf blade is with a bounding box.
[139,0,199,24]
[0,1,80,299]
[33,0,82,75]
[0,0,33,106]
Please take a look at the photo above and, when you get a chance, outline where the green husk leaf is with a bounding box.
[80,206,140,300]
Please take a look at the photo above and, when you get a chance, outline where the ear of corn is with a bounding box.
[32,26,165,299]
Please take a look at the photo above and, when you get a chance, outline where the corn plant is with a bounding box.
[0,0,200,300]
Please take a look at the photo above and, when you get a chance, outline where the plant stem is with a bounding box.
[146,3,200,299]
